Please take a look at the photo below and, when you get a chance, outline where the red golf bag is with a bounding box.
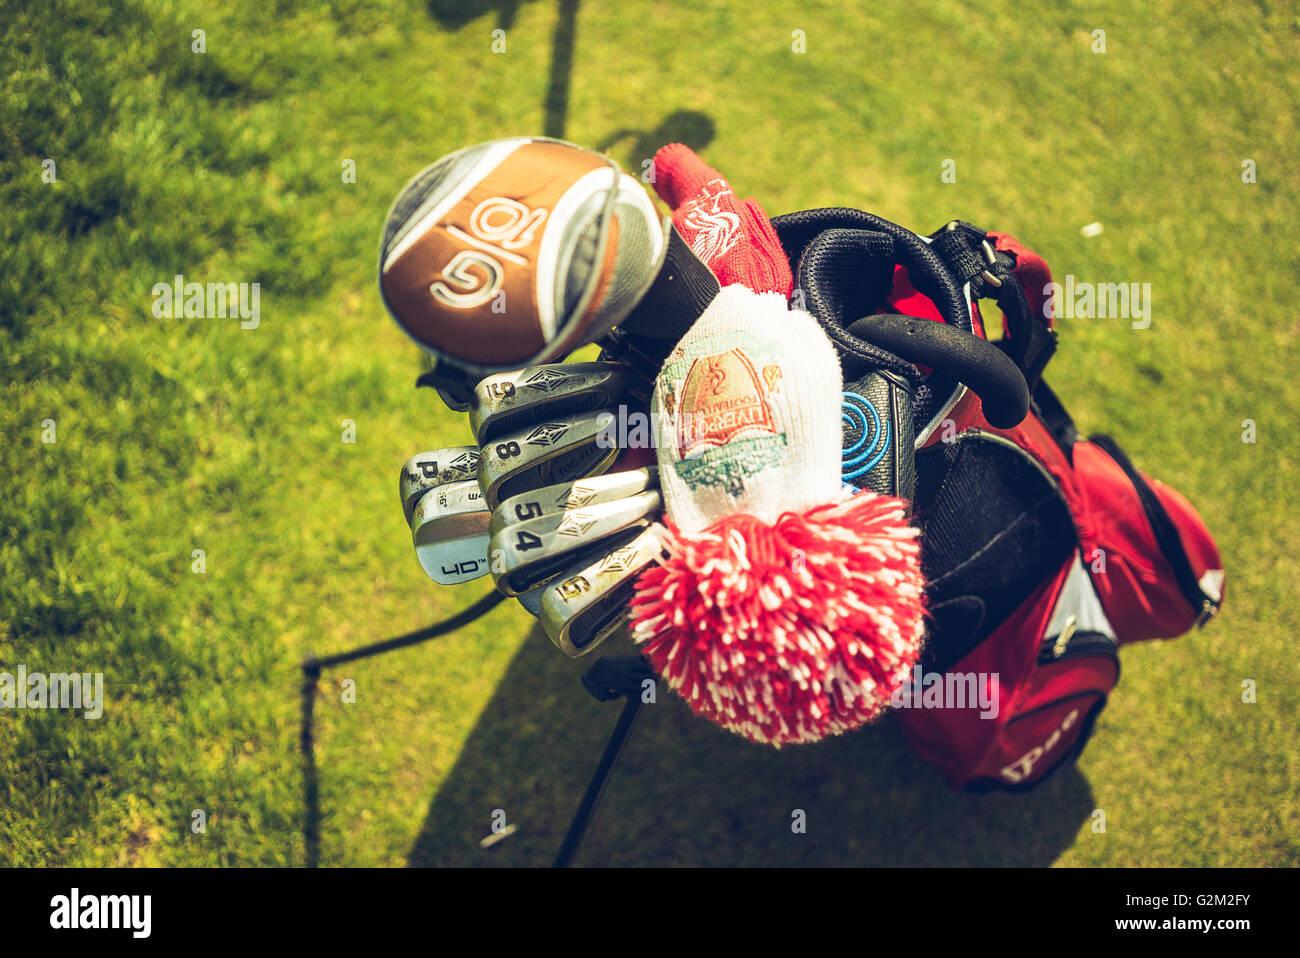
[769,211,1225,789]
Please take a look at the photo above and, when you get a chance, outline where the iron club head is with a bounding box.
[488,467,658,538]
[541,525,667,657]
[410,479,491,585]
[469,362,634,444]
[488,489,662,596]
[399,446,481,523]
[476,410,622,510]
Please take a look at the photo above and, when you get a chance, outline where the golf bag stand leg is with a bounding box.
[552,656,658,868]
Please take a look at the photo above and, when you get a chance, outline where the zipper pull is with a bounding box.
[1052,615,1078,659]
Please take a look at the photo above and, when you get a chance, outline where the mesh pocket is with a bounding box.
[913,432,1077,673]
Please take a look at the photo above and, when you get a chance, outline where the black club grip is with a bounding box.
[846,314,1030,429]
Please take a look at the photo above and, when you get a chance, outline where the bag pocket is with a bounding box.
[966,630,1119,790]
[1078,434,1223,642]
[962,552,1120,790]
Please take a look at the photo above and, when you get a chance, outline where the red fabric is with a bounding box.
[1069,442,1222,642]
[926,386,1220,645]
[904,393,1221,786]
[652,143,793,296]
[970,684,1112,787]
[897,557,1069,786]
[613,445,656,472]
[899,227,1222,786]
[883,264,946,323]
[897,554,1121,790]
[990,231,1056,331]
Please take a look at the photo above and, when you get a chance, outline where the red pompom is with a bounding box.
[629,491,926,746]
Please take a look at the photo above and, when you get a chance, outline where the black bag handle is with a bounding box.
[847,314,1030,428]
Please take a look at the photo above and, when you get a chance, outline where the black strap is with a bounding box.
[998,273,1056,389]
[1089,434,1220,627]
[930,220,1057,390]
[1031,378,1079,459]
[929,220,995,289]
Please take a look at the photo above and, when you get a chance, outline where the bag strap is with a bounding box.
[929,220,1058,390]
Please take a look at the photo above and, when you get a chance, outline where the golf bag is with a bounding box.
[383,137,1225,792]
[767,210,1225,789]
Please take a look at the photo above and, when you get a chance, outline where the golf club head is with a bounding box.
[410,479,491,585]
[399,446,481,523]
[476,410,622,509]
[489,467,658,538]
[488,489,662,596]
[541,525,667,657]
[514,540,620,618]
[469,362,635,444]
[509,521,653,614]
[378,137,667,389]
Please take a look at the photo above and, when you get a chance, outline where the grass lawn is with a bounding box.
[1,0,1296,866]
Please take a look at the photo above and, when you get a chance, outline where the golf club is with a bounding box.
[378,137,667,390]
[489,489,662,596]
[399,446,481,523]
[476,410,622,509]
[410,479,491,585]
[488,467,658,538]
[514,537,635,618]
[469,362,634,444]
[541,525,667,657]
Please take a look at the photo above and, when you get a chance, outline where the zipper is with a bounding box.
[1038,626,1119,665]
[1089,434,1219,627]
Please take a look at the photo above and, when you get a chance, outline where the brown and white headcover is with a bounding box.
[378,138,667,377]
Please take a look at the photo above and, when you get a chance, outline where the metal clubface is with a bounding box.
[476,411,621,510]
[488,490,662,596]
[410,479,491,585]
[541,525,666,657]
[489,467,658,538]
[399,446,481,523]
[469,362,634,445]
[514,544,610,618]
[488,466,661,617]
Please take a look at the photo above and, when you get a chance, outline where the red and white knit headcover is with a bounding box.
[629,144,927,746]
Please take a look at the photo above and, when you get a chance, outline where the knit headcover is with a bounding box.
[629,145,927,746]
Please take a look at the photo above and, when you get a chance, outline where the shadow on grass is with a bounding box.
[597,110,717,169]
[426,0,535,30]
[427,0,579,139]
[425,1,715,162]
[408,621,1095,867]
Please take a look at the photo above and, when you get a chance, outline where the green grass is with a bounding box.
[2,0,1296,866]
